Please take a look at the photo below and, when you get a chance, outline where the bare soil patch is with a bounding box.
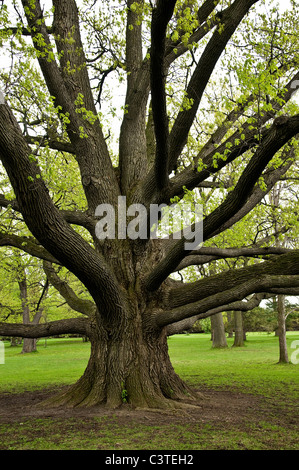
[0,385,296,426]
[0,385,297,450]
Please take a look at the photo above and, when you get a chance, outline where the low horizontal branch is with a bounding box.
[175,246,291,270]
[156,274,299,328]
[167,292,271,335]
[170,250,299,308]
[0,317,88,339]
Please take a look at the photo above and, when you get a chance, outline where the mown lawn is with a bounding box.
[0,332,298,450]
[169,332,299,399]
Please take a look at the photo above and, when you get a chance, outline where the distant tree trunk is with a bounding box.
[226,312,234,338]
[211,313,228,348]
[22,337,37,353]
[18,277,36,354]
[277,295,289,363]
[22,309,44,353]
[233,311,244,347]
[270,185,289,363]
[18,269,47,354]
[10,337,20,347]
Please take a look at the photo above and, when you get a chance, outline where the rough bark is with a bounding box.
[41,316,198,409]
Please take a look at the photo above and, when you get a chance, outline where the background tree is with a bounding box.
[211,312,228,348]
[232,311,245,347]
[0,0,299,410]
[15,254,48,353]
[0,251,50,352]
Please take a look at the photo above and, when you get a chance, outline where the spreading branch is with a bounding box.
[166,292,272,335]
[168,0,259,172]
[119,0,150,193]
[0,101,125,323]
[151,0,177,190]
[175,246,292,271]
[0,232,59,264]
[21,0,119,209]
[0,318,88,339]
[145,115,299,291]
[43,261,96,317]
[168,250,299,309]
[167,67,299,201]
[156,273,299,328]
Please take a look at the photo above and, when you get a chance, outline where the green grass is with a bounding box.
[0,332,298,450]
[1,332,298,396]
[0,337,91,393]
[168,332,299,399]
[1,416,296,450]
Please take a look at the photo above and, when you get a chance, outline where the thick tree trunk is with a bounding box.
[40,312,200,409]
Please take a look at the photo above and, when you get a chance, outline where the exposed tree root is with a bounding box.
[37,381,205,411]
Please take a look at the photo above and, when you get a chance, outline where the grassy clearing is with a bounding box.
[169,332,299,400]
[0,332,298,450]
[0,416,297,451]
[0,337,90,393]
[1,332,298,396]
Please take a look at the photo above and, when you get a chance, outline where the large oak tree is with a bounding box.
[0,0,299,409]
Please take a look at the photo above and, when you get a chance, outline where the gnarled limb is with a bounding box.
[166,292,272,335]
[0,317,89,338]
[0,232,59,264]
[145,115,299,291]
[175,246,291,271]
[0,101,125,325]
[168,250,299,309]
[21,0,120,209]
[167,70,299,201]
[168,0,260,172]
[156,273,299,328]
[151,0,177,190]
[119,0,149,194]
[43,261,96,317]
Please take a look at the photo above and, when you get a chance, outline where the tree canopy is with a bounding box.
[0,0,298,409]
